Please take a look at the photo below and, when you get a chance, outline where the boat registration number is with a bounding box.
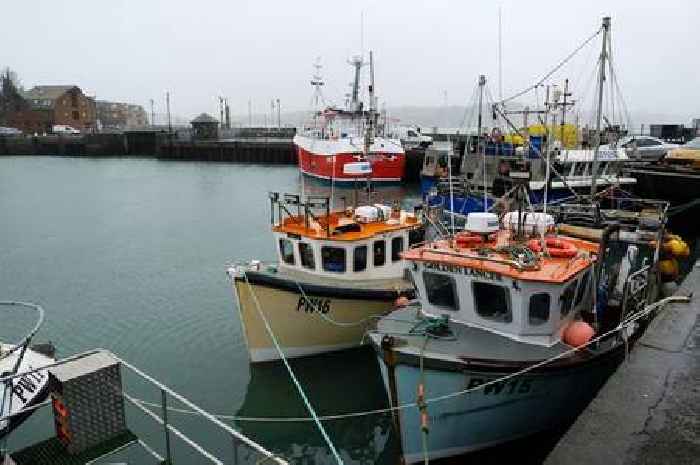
[296,296,331,314]
[465,377,533,395]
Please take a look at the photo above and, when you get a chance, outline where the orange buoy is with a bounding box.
[394,296,410,307]
[528,237,578,258]
[563,321,595,347]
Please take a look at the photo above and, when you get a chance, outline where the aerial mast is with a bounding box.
[477,74,487,211]
[590,16,610,197]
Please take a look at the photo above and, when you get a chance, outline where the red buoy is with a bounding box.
[563,321,595,347]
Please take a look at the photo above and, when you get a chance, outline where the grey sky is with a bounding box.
[2,0,698,125]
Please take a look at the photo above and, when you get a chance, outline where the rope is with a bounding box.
[242,272,345,465]
[294,281,384,328]
[134,295,690,425]
[500,27,603,105]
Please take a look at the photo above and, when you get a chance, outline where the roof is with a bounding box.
[402,231,598,284]
[272,211,420,241]
[191,113,219,124]
[22,85,79,101]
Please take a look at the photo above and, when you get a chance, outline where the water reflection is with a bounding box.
[235,347,400,465]
[298,175,422,211]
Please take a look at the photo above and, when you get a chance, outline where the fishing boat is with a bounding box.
[0,301,55,438]
[227,186,424,363]
[369,183,667,462]
[294,53,405,183]
[425,17,636,216]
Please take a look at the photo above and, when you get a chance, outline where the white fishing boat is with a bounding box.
[370,190,666,462]
[227,183,424,363]
[0,301,55,438]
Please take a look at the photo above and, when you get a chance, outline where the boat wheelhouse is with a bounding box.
[228,192,424,362]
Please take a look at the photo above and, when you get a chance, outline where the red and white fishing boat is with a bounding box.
[294,53,405,183]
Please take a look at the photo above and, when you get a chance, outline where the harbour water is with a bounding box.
[0,156,599,464]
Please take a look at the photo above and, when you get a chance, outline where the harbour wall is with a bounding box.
[544,262,700,465]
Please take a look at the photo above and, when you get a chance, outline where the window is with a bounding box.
[322,247,346,272]
[409,228,424,247]
[279,239,295,265]
[299,243,315,270]
[560,280,578,317]
[353,246,367,272]
[575,271,590,306]
[373,240,386,267]
[72,110,80,120]
[423,272,458,310]
[391,237,404,262]
[473,282,512,323]
[529,293,551,326]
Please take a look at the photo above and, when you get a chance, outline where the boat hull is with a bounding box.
[297,146,405,183]
[233,275,404,362]
[377,347,622,463]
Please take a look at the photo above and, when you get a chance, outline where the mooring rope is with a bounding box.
[131,294,690,424]
[242,272,345,464]
[294,281,382,328]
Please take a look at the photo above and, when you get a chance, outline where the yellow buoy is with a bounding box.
[659,258,679,280]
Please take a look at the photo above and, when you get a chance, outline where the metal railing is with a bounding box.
[0,348,287,465]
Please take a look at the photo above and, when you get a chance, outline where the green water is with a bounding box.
[0,156,417,464]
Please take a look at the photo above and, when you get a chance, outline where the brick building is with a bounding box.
[96,101,148,130]
[16,85,97,134]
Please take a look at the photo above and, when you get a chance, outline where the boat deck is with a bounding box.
[372,307,586,367]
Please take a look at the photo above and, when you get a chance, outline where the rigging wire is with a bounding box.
[499,26,603,105]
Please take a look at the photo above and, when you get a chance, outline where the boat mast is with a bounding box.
[364,51,376,204]
[477,74,487,211]
[590,16,610,197]
[350,56,363,113]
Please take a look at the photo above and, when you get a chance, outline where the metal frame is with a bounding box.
[0,348,287,465]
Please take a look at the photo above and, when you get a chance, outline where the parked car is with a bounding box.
[52,125,81,135]
[664,137,700,167]
[601,136,678,163]
[0,126,22,135]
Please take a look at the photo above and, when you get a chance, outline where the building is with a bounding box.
[96,101,148,130]
[191,113,219,140]
[16,85,97,133]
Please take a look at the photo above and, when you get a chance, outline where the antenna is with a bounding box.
[310,57,325,111]
[498,5,503,101]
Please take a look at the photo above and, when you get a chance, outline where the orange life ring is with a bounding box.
[528,237,577,258]
[454,233,484,247]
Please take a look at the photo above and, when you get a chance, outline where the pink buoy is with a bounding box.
[395,296,410,307]
[563,321,595,347]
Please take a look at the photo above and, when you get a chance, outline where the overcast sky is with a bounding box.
[2,1,698,124]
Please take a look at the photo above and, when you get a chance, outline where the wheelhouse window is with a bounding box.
[473,282,512,323]
[322,246,346,272]
[353,245,367,272]
[423,272,458,310]
[299,243,315,270]
[409,228,424,247]
[391,237,404,262]
[529,293,551,326]
[373,240,386,267]
[574,271,590,306]
[279,239,295,265]
[560,280,578,317]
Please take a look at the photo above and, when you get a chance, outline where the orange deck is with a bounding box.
[402,232,599,284]
[272,211,419,241]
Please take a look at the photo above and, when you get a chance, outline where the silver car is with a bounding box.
[603,136,678,162]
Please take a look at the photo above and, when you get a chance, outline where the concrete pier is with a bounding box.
[545,264,700,465]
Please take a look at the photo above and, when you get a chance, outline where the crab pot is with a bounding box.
[49,352,126,455]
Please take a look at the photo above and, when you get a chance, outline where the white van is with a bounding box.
[52,125,81,135]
